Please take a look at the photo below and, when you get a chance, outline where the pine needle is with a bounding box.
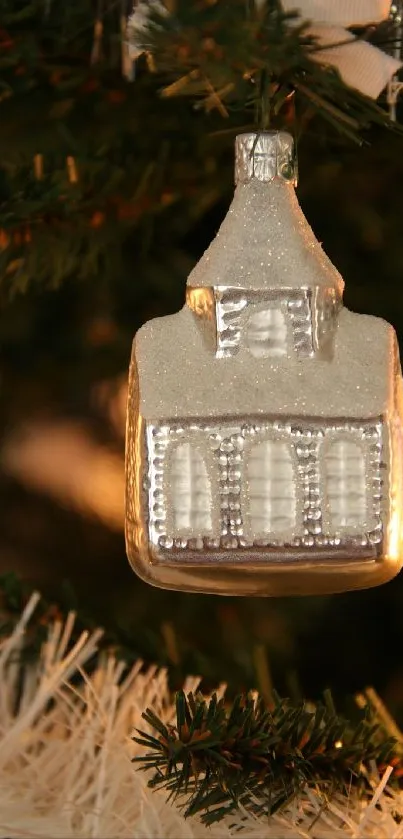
[135,687,403,826]
[134,0,403,142]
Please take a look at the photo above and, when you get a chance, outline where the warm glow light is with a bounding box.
[2,421,124,530]
[186,286,215,320]
[132,411,147,554]
[388,505,401,561]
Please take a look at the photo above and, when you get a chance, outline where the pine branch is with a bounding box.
[134,688,403,826]
[0,0,401,293]
[133,0,402,142]
[0,0,237,290]
[2,570,403,829]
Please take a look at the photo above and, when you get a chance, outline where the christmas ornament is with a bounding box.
[125,131,403,596]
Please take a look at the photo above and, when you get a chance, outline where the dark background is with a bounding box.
[2,2,403,720]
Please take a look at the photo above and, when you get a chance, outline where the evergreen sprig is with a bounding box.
[2,571,403,827]
[0,1,231,291]
[0,0,402,293]
[134,689,403,826]
[137,0,402,143]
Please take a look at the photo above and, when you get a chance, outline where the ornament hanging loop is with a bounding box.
[257,68,271,130]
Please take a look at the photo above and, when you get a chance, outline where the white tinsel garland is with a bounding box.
[1,593,403,838]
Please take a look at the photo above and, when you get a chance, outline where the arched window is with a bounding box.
[324,439,366,531]
[245,439,296,537]
[169,443,212,535]
[246,308,288,358]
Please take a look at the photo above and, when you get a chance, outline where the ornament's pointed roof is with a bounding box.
[187,132,344,296]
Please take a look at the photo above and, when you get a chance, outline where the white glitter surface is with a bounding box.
[133,165,398,421]
[133,156,398,420]
[134,306,395,420]
[133,140,399,421]
[187,179,345,294]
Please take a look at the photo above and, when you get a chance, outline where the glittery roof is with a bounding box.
[186,178,345,293]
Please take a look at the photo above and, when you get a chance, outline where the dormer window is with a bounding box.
[187,285,341,361]
[212,287,311,359]
[246,307,288,358]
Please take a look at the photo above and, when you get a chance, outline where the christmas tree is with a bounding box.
[3,1,403,833]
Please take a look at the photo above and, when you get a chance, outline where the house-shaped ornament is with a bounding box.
[125,131,403,596]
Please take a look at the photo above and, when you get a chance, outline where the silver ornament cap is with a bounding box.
[235,131,297,185]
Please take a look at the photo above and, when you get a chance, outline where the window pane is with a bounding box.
[247,308,288,357]
[170,443,212,534]
[246,439,296,535]
[325,439,366,530]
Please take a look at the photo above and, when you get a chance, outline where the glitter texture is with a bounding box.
[187,132,344,294]
[125,131,403,596]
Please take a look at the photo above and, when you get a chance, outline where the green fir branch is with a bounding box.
[0,0,402,293]
[2,570,403,828]
[138,0,402,141]
[134,688,403,826]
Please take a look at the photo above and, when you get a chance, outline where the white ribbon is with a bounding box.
[127,0,167,61]
[278,0,402,98]
[280,1,393,28]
